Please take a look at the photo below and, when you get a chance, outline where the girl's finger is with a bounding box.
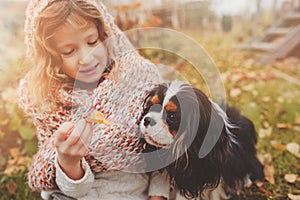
[80,121,93,146]
[72,121,93,150]
[78,143,89,157]
[65,119,86,146]
[54,122,74,146]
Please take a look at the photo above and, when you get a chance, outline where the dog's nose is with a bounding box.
[143,117,156,127]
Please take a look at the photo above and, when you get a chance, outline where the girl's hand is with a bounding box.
[54,119,93,180]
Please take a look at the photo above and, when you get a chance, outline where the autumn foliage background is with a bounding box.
[0,1,299,199]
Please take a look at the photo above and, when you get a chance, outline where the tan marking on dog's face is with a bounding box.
[171,130,177,137]
[151,95,160,105]
[165,101,177,112]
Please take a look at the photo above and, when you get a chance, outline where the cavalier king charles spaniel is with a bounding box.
[140,80,264,199]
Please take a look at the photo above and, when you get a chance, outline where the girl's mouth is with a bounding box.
[79,63,99,74]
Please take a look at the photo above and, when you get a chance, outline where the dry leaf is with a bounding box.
[258,127,272,138]
[264,165,275,184]
[276,123,292,129]
[262,111,272,120]
[288,193,300,200]
[242,84,254,91]
[263,121,270,128]
[262,96,271,102]
[294,116,300,125]
[230,73,244,82]
[284,174,298,183]
[230,88,242,98]
[255,181,264,188]
[286,143,300,158]
[7,182,17,194]
[252,90,258,96]
[258,187,272,197]
[9,148,20,158]
[85,111,113,125]
[277,97,285,103]
[270,140,286,151]
[257,153,273,165]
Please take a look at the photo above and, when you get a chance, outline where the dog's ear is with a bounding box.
[169,88,234,198]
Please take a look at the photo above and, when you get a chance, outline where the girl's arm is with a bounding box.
[18,79,95,193]
[53,120,95,198]
[149,170,170,200]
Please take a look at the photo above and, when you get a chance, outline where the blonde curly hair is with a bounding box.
[24,0,128,110]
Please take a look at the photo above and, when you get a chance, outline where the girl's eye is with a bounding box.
[61,49,74,56]
[88,38,99,45]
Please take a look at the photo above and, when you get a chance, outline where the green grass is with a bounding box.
[184,30,300,199]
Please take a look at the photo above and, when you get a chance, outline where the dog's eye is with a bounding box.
[167,113,177,123]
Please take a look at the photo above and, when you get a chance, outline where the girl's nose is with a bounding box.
[79,48,94,64]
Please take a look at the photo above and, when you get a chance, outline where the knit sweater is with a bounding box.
[18,52,166,192]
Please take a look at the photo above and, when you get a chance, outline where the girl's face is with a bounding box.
[52,20,108,86]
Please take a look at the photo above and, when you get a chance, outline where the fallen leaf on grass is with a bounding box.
[270,140,286,151]
[9,148,20,158]
[262,111,272,121]
[277,97,285,103]
[276,123,293,129]
[255,181,265,188]
[229,73,244,83]
[242,84,254,91]
[229,88,242,98]
[286,143,300,158]
[284,174,298,183]
[264,165,275,184]
[7,182,17,194]
[258,187,273,197]
[257,153,273,165]
[288,193,300,200]
[259,127,272,138]
[262,96,271,102]
[294,116,300,125]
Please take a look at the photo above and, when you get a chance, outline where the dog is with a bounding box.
[139,80,264,199]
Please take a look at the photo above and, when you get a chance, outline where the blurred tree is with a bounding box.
[252,0,261,38]
[221,15,232,32]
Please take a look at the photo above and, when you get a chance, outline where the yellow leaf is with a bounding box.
[257,153,273,165]
[262,96,271,102]
[286,143,300,158]
[85,111,113,125]
[276,123,292,129]
[258,127,272,138]
[264,165,275,184]
[294,116,300,125]
[277,97,285,103]
[242,84,254,91]
[9,148,20,158]
[4,165,18,176]
[263,121,270,128]
[284,174,298,183]
[288,193,300,200]
[270,140,286,151]
[229,73,244,83]
[229,88,242,98]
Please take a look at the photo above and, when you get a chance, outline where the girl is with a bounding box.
[19,0,169,199]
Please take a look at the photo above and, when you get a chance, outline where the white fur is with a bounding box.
[140,112,173,146]
[209,99,238,145]
[163,80,185,108]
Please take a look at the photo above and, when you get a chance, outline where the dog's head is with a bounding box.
[140,80,238,197]
[140,81,205,149]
